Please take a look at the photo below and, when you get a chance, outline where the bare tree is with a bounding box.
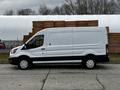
[17,8,35,15]
[112,0,120,14]
[61,0,116,14]
[3,0,118,15]
[104,0,116,14]
[39,5,51,15]
[75,0,88,14]
[60,4,73,15]
[65,0,76,14]
[51,6,62,15]
[4,10,14,15]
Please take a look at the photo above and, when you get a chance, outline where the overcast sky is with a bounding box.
[0,15,120,40]
[0,0,65,14]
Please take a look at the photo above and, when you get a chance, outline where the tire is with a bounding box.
[18,58,32,70]
[82,57,96,69]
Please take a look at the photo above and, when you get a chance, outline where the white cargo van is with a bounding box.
[9,27,109,69]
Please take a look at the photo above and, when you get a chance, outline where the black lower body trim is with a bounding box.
[31,55,109,62]
[9,55,109,65]
[9,57,19,65]
[95,55,109,62]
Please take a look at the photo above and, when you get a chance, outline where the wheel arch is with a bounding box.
[18,55,30,59]
[85,54,96,58]
[18,55,32,63]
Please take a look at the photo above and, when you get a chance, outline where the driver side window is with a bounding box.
[26,35,44,49]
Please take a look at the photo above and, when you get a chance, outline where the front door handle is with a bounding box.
[41,48,45,50]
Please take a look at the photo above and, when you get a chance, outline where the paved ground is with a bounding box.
[0,64,120,90]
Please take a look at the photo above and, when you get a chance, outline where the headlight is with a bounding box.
[11,48,18,54]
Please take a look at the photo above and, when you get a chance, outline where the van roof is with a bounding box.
[36,27,106,34]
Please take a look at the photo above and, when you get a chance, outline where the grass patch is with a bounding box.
[0,53,120,64]
[109,53,120,64]
[0,53,9,64]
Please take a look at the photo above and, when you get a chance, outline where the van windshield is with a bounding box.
[26,35,44,49]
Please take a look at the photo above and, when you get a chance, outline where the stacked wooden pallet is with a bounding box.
[23,20,98,43]
[23,20,120,53]
[109,33,120,53]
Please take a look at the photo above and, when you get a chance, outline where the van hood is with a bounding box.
[12,45,23,50]
[11,45,23,53]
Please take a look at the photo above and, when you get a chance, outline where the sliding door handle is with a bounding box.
[41,48,45,50]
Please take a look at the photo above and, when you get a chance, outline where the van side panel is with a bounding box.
[46,30,73,57]
[73,28,106,56]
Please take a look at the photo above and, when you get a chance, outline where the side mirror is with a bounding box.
[22,44,27,50]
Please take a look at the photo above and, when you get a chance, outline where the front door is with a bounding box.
[25,35,46,57]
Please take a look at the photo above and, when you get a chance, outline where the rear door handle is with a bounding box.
[41,48,45,50]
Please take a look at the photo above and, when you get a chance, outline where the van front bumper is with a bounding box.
[9,57,19,65]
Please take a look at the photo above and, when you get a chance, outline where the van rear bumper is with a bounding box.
[95,55,109,63]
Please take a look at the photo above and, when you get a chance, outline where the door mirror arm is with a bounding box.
[22,44,28,50]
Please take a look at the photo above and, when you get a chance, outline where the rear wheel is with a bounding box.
[82,57,96,69]
[18,58,32,70]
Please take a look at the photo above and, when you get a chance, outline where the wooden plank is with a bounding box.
[54,21,65,27]
[109,46,120,53]
[32,28,43,33]
[23,35,30,43]
[29,32,34,37]
[76,20,98,27]
[33,21,44,28]
[76,21,88,27]
[87,20,98,26]
[43,21,54,28]
[65,21,76,27]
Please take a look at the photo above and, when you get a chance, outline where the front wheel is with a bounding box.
[82,58,96,69]
[18,59,32,70]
